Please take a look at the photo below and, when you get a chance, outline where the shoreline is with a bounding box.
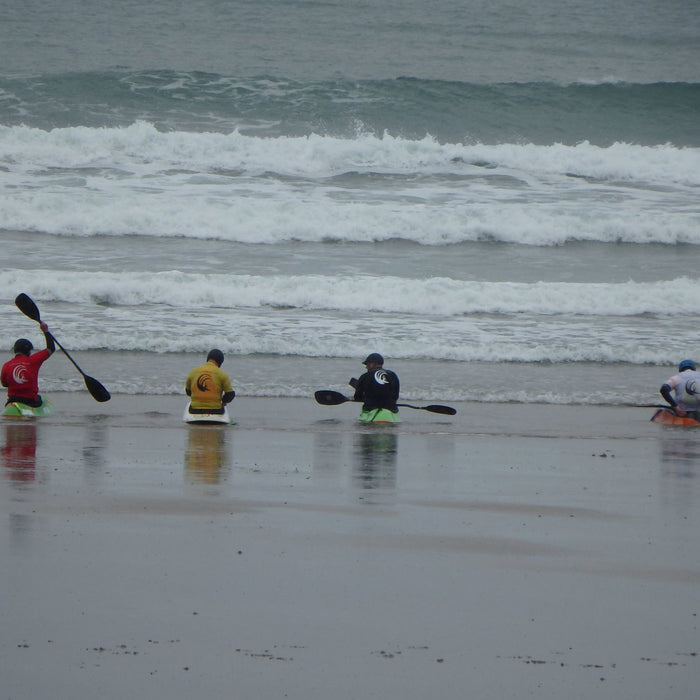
[3,390,665,434]
[1,395,698,699]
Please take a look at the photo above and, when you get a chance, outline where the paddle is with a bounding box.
[626,403,680,411]
[314,390,456,415]
[14,293,111,402]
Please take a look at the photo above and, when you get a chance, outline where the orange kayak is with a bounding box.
[650,408,700,426]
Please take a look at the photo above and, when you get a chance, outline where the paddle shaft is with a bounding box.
[47,332,84,376]
[314,390,456,415]
[626,403,678,410]
[16,294,86,375]
[14,293,111,402]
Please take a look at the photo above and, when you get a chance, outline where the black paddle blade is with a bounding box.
[314,390,350,406]
[397,402,457,415]
[425,404,457,415]
[15,293,41,322]
[84,375,111,402]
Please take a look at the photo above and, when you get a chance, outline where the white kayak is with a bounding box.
[183,402,235,425]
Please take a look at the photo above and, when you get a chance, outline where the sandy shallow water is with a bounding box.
[1,395,698,699]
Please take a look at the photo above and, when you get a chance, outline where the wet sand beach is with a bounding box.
[1,395,698,699]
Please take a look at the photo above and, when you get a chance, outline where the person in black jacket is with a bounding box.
[350,353,400,413]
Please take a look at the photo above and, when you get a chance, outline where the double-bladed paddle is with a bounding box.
[627,403,678,409]
[314,390,456,415]
[14,293,111,402]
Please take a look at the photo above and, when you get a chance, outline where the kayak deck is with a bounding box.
[359,408,400,424]
[183,402,235,425]
[650,408,700,426]
[2,400,54,418]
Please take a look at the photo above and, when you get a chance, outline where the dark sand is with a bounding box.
[1,395,698,699]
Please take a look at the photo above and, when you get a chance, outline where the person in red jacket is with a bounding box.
[1,322,55,408]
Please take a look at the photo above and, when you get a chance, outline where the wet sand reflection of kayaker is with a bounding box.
[185,426,230,484]
[81,419,109,484]
[1,422,38,482]
[658,434,700,514]
[352,429,398,492]
[312,431,346,481]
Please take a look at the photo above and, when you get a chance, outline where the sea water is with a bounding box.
[1,0,698,406]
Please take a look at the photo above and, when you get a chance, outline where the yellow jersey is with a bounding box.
[185,360,234,410]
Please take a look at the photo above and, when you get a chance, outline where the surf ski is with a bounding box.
[650,408,700,426]
[2,399,54,418]
[183,402,235,425]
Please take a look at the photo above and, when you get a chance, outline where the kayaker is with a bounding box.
[1,322,55,408]
[349,352,400,417]
[185,349,235,414]
[660,359,700,418]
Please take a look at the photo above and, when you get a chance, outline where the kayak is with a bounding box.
[359,408,401,424]
[650,408,700,427]
[2,399,53,418]
[183,402,235,425]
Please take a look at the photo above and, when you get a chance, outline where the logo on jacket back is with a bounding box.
[12,365,29,384]
[373,370,389,385]
[683,379,700,407]
[196,372,214,392]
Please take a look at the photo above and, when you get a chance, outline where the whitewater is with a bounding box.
[1,124,698,247]
[1,0,698,405]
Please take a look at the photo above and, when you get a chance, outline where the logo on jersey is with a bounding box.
[12,365,29,384]
[196,372,214,392]
[373,369,390,385]
[686,379,699,395]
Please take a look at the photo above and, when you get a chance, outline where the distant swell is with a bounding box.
[3,270,700,317]
[1,71,699,146]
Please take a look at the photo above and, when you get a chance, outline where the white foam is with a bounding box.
[3,269,699,317]
[1,123,698,246]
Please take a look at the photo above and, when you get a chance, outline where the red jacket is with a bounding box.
[1,349,52,402]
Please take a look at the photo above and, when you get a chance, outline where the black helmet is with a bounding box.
[13,338,33,355]
[363,352,384,365]
[207,348,224,366]
[678,359,696,372]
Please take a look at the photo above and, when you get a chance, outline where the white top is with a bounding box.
[664,370,700,410]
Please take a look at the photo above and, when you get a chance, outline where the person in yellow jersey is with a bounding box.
[185,349,235,414]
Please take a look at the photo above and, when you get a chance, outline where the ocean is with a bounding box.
[1,0,699,407]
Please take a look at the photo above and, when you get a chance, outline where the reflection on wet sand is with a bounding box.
[352,429,397,492]
[82,419,109,484]
[185,426,230,484]
[659,434,700,477]
[1,421,37,482]
[312,432,346,476]
[659,434,700,513]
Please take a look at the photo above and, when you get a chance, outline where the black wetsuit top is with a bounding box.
[353,368,400,412]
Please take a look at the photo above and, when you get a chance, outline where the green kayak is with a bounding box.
[359,408,400,424]
[3,399,54,418]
